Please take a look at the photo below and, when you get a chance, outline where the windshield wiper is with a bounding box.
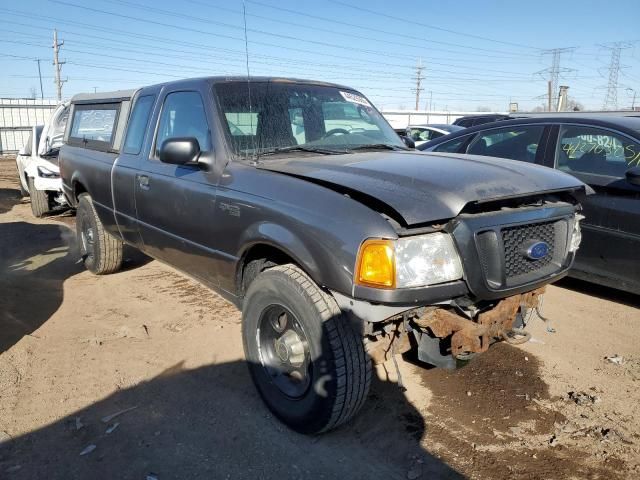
[348,143,408,152]
[259,145,348,156]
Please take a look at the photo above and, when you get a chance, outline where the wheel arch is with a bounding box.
[236,240,316,299]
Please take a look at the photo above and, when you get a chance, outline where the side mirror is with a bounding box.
[400,135,415,149]
[626,166,640,186]
[160,137,200,165]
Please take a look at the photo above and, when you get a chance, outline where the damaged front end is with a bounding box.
[363,288,545,370]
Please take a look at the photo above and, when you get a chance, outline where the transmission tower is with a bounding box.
[601,42,632,110]
[52,29,67,102]
[536,48,575,111]
[412,59,425,110]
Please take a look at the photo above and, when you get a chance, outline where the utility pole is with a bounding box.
[628,88,637,110]
[412,59,425,110]
[601,42,632,110]
[52,29,66,102]
[35,59,44,100]
[536,48,575,111]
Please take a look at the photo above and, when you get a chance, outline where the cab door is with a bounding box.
[112,92,158,247]
[134,85,223,287]
[553,124,640,293]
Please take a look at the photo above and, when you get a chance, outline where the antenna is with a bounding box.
[242,1,257,161]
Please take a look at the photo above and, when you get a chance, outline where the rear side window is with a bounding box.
[408,128,432,142]
[69,103,120,150]
[454,118,472,127]
[555,125,640,177]
[123,95,155,155]
[466,125,544,163]
[432,136,469,153]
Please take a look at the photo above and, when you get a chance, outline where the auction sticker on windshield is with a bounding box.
[340,91,371,107]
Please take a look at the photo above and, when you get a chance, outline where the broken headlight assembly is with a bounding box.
[37,165,59,178]
[355,233,463,289]
[568,213,584,253]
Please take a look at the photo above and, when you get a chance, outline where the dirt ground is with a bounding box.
[0,157,639,479]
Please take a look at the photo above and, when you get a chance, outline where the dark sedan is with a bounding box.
[419,115,640,295]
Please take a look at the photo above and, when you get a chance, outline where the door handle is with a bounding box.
[137,174,150,190]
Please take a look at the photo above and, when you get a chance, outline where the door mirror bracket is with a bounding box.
[159,137,201,166]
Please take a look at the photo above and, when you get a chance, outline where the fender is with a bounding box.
[237,222,319,277]
[235,220,352,296]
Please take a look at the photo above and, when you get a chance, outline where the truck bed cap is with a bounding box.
[70,89,137,104]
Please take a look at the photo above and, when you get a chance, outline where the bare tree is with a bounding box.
[567,98,584,111]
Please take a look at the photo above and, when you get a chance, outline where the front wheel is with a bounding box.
[242,264,372,434]
[28,177,50,217]
[76,193,123,275]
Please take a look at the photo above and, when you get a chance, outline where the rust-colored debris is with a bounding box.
[415,288,545,358]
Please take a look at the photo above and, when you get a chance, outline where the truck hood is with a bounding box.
[259,151,586,225]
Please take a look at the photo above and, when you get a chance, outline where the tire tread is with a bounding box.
[77,194,123,274]
[269,264,372,432]
[28,177,49,217]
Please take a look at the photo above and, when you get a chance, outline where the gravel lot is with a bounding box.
[1,158,639,479]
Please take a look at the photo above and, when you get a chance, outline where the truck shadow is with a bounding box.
[0,358,464,480]
[0,187,22,214]
[0,221,84,354]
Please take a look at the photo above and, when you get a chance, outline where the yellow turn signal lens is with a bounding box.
[355,239,395,288]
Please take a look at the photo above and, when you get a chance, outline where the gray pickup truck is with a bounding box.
[60,77,587,434]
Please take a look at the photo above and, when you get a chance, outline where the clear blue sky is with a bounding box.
[1,0,639,111]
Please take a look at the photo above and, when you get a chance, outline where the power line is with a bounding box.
[327,0,539,50]
[240,0,543,58]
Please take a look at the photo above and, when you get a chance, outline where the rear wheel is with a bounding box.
[28,177,49,217]
[76,193,123,274]
[242,264,371,434]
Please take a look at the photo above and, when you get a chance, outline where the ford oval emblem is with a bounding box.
[524,241,549,260]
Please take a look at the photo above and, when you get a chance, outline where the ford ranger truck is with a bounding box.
[59,78,587,434]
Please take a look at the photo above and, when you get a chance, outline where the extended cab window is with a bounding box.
[466,125,544,163]
[154,91,211,157]
[123,95,155,155]
[555,125,640,177]
[69,104,119,150]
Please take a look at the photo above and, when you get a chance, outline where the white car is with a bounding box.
[15,102,69,217]
[405,123,465,147]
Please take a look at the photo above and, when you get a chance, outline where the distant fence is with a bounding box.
[0,98,58,154]
[381,110,508,129]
